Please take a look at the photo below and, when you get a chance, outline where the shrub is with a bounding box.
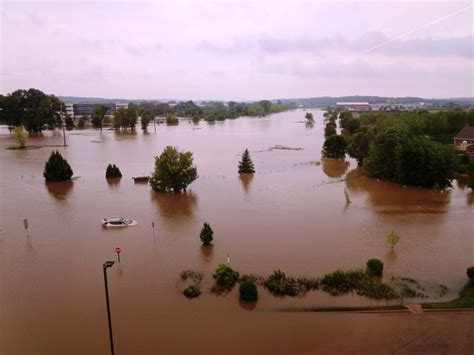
[166,114,179,125]
[183,285,201,298]
[105,164,122,179]
[78,117,85,128]
[366,259,384,277]
[199,222,214,245]
[11,126,27,148]
[65,115,74,130]
[192,115,201,123]
[305,112,314,122]
[213,264,239,288]
[43,150,73,182]
[386,230,400,250]
[264,270,299,296]
[467,267,474,282]
[239,281,258,301]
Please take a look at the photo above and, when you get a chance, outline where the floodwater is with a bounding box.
[0,109,473,354]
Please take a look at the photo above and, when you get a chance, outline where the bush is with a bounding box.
[77,117,85,128]
[264,270,300,296]
[43,150,73,182]
[65,115,74,130]
[239,281,258,301]
[11,126,27,148]
[183,285,201,298]
[192,115,201,123]
[467,267,474,282]
[366,259,384,277]
[105,164,122,179]
[199,222,214,245]
[166,114,179,125]
[213,264,239,288]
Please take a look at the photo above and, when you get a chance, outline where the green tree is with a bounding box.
[199,222,214,245]
[91,105,109,130]
[347,128,375,166]
[192,115,201,123]
[166,114,179,125]
[105,164,122,178]
[141,111,153,130]
[258,100,272,115]
[77,117,85,128]
[149,146,198,192]
[305,112,314,122]
[238,149,255,173]
[322,135,347,159]
[339,111,353,129]
[43,150,73,182]
[213,264,239,288]
[386,230,400,250]
[11,126,27,148]
[346,118,360,134]
[324,122,337,137]
[65,115,74,130]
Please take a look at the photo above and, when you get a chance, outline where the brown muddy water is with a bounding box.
[0,109,473,354]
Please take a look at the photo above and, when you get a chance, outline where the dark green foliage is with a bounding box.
[199,222,214,245]
[324,122,337,137]
[239,281,258,301]
[192,115,201,123]
[141,112,153,130]
[105,164,122,179]
[0,89,62,132]
[347,128,375,166]
[320,269,397,300]
[183,285,201,298]
[366,259,384,277]
[65,115,74,130]
[264,270,300,296]
[238,149,255,173]
[322,135,347,159]
[467,267,474,282]
[43,150,73,182]
[149,146,198,192]
[77,117,85,129]
[305,112,314,122]
[91,105,110,129]
[345,118,360,134]
[113,107,137,129]
[364,130,455,188]
[339,111,353,129]
[213,264,239,292]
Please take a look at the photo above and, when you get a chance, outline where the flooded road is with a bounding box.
[1,109,473,354]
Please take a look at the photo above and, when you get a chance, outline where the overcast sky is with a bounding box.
[1,0,473,100]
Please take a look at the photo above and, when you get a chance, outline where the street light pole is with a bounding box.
[103,261,115,355]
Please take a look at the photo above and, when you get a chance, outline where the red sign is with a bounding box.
[115,247,122,254]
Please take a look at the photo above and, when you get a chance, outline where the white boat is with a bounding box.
[101,217,137,228]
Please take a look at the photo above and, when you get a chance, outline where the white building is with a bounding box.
[336,102,371,112]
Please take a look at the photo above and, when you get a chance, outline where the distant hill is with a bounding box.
[58,95,474,107]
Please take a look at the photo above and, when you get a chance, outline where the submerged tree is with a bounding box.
[386,230,400,250]
[105,164,122,179]
[11,126,27,148]
[322,135,347,159]
[149,146,198,192]
[238,149,255,174]
[199,222,214,245]
[91,105,110,131]
[305,112,314,122]
[43,150,73,182]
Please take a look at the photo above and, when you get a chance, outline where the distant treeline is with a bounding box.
[0,89,297,132]
[132,100,296,122]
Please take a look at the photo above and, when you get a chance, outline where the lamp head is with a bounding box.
[103,261,115,269]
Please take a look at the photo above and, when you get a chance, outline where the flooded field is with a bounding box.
[1,109,473,354]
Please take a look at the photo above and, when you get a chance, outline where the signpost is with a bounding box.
[115,247,122,263]
[152,221,156,240]
[23,218,29,237]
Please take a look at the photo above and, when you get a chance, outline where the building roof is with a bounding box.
[336,102,370,106]
[454,126,474,140]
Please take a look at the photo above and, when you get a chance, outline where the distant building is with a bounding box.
[65,103,129,118]
[336,102,371,112]
[453,126,474,154]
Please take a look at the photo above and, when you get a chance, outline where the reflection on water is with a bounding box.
[200,245,214,263]
[305,121,314,130]
[45,180,74,200]
[114,130,137,140]
[150,191,198,218]
[322,159,349,178]
[239,299,257,311]
[384,250,398,266]
[106,177,121,188]
[239,173,254,193]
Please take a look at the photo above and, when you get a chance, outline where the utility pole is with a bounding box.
[103,261,115,355]
[61,104,67,146]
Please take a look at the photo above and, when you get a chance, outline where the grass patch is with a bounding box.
[422,282,474,309]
